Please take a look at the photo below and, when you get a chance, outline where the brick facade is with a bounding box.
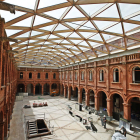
[0,18,17,140]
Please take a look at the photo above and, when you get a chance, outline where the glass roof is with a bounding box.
[1,0,140,67]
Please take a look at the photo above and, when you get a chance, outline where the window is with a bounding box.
[20,72,23,79]
[46,73,48,79]
[59,73,60,79]
[29,72,32,79]
[62,73,64,79]
[37,73,40,79]
[75,72,77,80]
[89,71,92,81]
[81,71,84,80]
[113,68,119,82]
[99,70,104,81]
[133,67,140,83]
[70,72,71,80]
[53,73,56,79]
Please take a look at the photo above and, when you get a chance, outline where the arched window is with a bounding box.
[46,73,48,79]
[29,72,32,79]
[133,67,140,83]
[81,71,84,80]
[113,68,119,82]
[89,71,92,81]
[65,73,67,80]
[53,73,56,79]
[59,73,60,79]
[75,72,77,80]
[37,73,40,79]
[99,70,104,81]
[20,72,23,79]
[70,72,71,80]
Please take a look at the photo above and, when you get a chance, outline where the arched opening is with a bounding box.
[35,83,42,95]
[61,84,64,96]
[0,111,3,140]
[29,72,32,79]
[89,89,95,108]
[111,94,124,121]
[17,84,25,92]
[53,73,56,79]
[99,91,107,112]
[1,56,5,86]
[43,83,50,95]
[130,97,140,128]
[27,84,33,95]
[69,86,72,100]
[51,83,57,90]
[133,67,140,83]
[72,87,78,101]
[65,85,68,98]
[100,70,104,81]
[113,68,119,82]
[81,88,86,104]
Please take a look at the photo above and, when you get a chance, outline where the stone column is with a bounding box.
[123,103,131,121]
[41,85,43,96]
[64,86,66,98]
[68,87,71,100]
[94,95,100,111]
[33,85,35,96]
[78,90,82,104]
[107,99,113,117]
[85,93,89,106]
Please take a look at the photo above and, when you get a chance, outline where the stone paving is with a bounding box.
[8,96,139,140]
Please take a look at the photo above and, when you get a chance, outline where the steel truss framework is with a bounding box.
[1,0,140,67]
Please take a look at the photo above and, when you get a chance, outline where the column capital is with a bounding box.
[123,103,131,107]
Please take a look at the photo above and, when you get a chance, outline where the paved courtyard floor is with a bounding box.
[8,96,140,140]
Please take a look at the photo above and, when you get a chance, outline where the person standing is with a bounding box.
[120,125,126,137]
[103,115,107,129]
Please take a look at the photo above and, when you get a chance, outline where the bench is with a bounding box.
[75,115,82,122]
[90,122,97,132]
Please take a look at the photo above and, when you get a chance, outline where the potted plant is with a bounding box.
[33,103,38,107]
[44,102,48,106]
[39,103,43,107]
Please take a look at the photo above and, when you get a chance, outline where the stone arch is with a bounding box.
[43,83,50,95]
[127,94,140,104]
[108,91,125,102]
[87,89,95,107]
[128,64,140,73]
[27,83,33,95]
[51,83,57,89]
[35,83,42,95]
[96,89,108,97]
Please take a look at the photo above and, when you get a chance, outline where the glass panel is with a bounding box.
[89,33,103,41]
[123,23,139,33]
[79,32,92,38]
[5,0,36,9]
[44,7,67,19]
[57,32,69,37]
[78,41,88,47]
[79,21,95,30]
[61,40,71,44]
[69,32,80,38]
[31,31,42,36]
[40,24,55,31]
[97,4,119,18]
[66,21,83,29]
[102,33,117,42]
[119,4,140,18]
[130,15,140,21]
[5,29,22,37]
[0,10,26,22]
[105,23,123,34]
[54,24,69,31]
[39,0,67,9]
[48,34,59,39]
[94,20,117,30]
[12,16,32,27]
[70,40,81,44]
[80,4,106,16]
[38,35,48,39]
[64,7,85,19]
[17,32,29,38]
[88,41,101,47]
[34,15,51,26]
